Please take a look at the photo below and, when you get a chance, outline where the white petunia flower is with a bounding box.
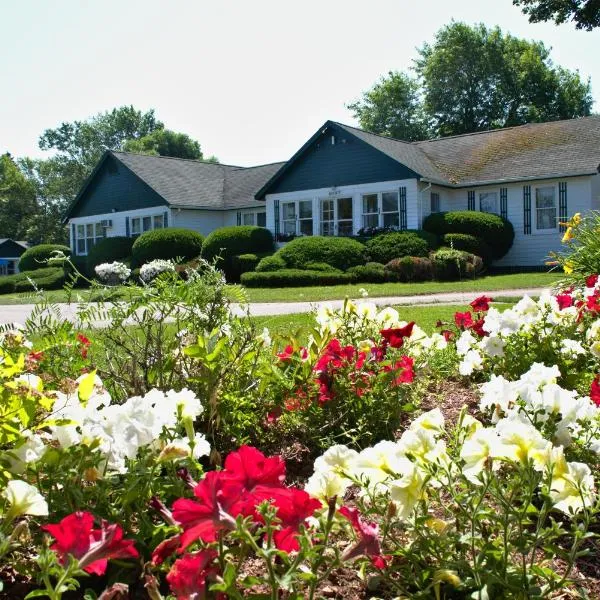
[2,480,48,517]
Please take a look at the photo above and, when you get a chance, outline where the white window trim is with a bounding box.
[533,185,558,234]
[130,212,166,237]
[281,199,313,236]
[361,190,401,229]
[319,196,353,236]
[75,222,107,256]
[479,191,499,214]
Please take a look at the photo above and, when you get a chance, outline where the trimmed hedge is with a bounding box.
[256,255,286,272]
[201,226,274,281]
[431,248,484,280]
[18,244,71,272]
[0,267,67,295]
[87,237,134,272]
[277,236,365,271]
[442,233,493,265]
[232,252,273,276]
[365,232,429,264]
[346,264,387,283]
[405,229,440,250]
[385,257,434,282]
[303,262,341,273]
[240,269,352,288]
[132,228,204,265]
[423,211,514,260]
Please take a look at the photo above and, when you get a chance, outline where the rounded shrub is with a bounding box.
[132,228,204,265]
[256,254,286,272]
[405,229,439,250]
[277,236,365,271]
[423,211,514,260]
[232,253,261,276]
[346,264,386,283]
[13,267,67,292]
[201,226,274,281]
[241,269,352,288]
[442,233,493,265]
[365,232,429,264]
[0,277,16,294]
[303,262,341,273]
[431,248,484,281]
[87,236,134,272]
[18,244,71,272]
[385,257,433,282]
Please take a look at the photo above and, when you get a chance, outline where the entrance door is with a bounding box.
[320,197,353,236]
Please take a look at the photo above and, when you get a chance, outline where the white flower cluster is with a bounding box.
[140,259,175,282]
[94,261,131,282]
[9,376,209,474]
[315,301,447,354]
[480,363,600,450]
[307,408,596,517]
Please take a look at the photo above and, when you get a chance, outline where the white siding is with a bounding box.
[170,209,224,236]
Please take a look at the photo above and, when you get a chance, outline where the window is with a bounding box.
[282,202,297,235]
[256,212,266,227]
[320,199,334,236]
[337,197,353,236]
[153,215,164,229]
[479,192,498,214]
[131,213,166,237]
[281,201,313,236]
[362,194,379,229]
[320,197,353,236]
[243,213,255,226]
[75,222,106,255]
[362,191,400,229]
[381,192,399,227]
[298,201,313,235]
[535,187,557,230]
[430,192,440,213]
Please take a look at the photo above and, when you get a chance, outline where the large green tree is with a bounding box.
[0,154,38,240]
[348,23,593,140]
[513,0,600,30]
[123,129,203,159]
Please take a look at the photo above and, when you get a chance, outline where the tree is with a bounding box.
[0,154,38,240]
[122,129,204,159]
[513,0,600,30]
[346,72,430,141]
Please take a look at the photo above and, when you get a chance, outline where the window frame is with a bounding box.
[534,185,558,233]
[430,192,440,214]
[479,191,498,214]
[74,221,107,256]
[280,200,313,236]
[362,191,401,230]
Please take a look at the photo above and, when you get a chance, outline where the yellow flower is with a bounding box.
[572,212,582,225]
[563,261,574,275]
[561,227,574,243]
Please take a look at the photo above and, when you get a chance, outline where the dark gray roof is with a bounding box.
[112,152,284,210]
[0,239,28,248]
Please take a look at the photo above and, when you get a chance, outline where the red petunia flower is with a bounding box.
[441,330,455,342]
[76,333,91,346]
[556,293,574,309]
[471,318,487,338]
[151,535,181,566]
[586,293,600,313]
[276,345,294,362]
[315,339,356,372]
[339,506,388,567]
[591,375,600,408]
[42,512,138,576]
[470,295,493,313]
[454,311,473,329]
[166,549,220,600]
[586,274,599,288]
[380,322,415,349]
[384,355,414,385]
[224,445,286,490]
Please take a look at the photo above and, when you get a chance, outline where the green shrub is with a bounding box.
[365,232,429,264]
[18,244,71,272]
[431,248,484,280]
[405,229,440,250]
[233,253,260,276]
[277,236,365,271]
[423,211,514,259]
[0,276,16,294]
[442,233,493,264]
[346,264,387,283]
[11,267,67,292]
[201,226,274,281]
[303,262,341,272]
[87,237,134,272]
[132,228,204,266]
[240,269,352,288]
[255,254,286,272]
[385,257,434,282]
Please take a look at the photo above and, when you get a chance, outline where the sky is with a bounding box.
[1,0,599,167]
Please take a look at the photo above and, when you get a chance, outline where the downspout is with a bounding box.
[419,180,432,228]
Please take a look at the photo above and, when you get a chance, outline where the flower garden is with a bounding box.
[1,215,600,599]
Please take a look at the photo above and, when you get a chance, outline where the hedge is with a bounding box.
[87,237,134,272]
[18,245,71,272]
[431,248,484,280]
[276,236,365,271]
[0,267,67,295]
[303,262,341,272]
[346,264,386,283]
[423,211,514,260]
[365,232,429,264]
[201,226,274,281]
[232,252,273,276]
[256,255,286,272]
[385,257,434,282]
[442,233,493,264]
[132,228,204,265]
[240,269,352,288]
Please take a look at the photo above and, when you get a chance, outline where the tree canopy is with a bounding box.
[513,0,600,30]
[122,129,204,160]
[348,22,593,140]
[0,154,38,241]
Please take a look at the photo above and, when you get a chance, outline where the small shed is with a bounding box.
[0,239,29,275]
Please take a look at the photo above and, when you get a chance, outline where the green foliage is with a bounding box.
[443,232,493,264]
[346,263,387,283]
[0,153,37,241]
[122,129,205,160]
[276,236,365,271]
[513,0,600,30]
[385,256,434,282]
[132,227,204,264]
[302,262,341,272]
[365,232,429,264]
[431,247,484,280]
[0,267,67,294]
[232,252,273,276]
[405,228,440,249]
[240,269,352,288]
[18,244,71,272]
[202,226,275,281]
[255,254,286,272]
[86,236,134,271]
[423,211,514,260]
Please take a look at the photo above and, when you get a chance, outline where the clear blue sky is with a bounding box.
[2,0,599,166]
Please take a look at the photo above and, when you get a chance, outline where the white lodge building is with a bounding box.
[64,116,600,268]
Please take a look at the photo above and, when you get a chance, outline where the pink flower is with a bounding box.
[166,550,220,600]
[339,506,387,567]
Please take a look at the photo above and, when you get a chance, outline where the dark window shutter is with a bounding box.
[559,182,568,232]
[71,223,76,252]
[500,188,508,219]
[274,200,280,238]
[125,216,130,237]
[163,211,169,228]
[468,190,475,210]
[523,185,531,234]
[399,187,407,230]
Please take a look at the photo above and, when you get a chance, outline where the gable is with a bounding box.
[69,154,168,219]
[263,124,419,196]
[0,239,27,258]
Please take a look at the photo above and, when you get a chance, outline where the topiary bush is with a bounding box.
[303,262,341,273]
[442,233,493,265]
[201,226,274,281]
[385,257,434,282]
[255,254,286,272]
[132,228,204,265]
[18,244,71,272]
[365,232,429,264]
[346,264,387,283]
[277,236,365,271]
[87,237,134,272]
[240,269,352,288]
[431,248,484,281]
[5,267,68,293]
[405,229,440,250]
[423,211,514,260]
[0,277,16,294]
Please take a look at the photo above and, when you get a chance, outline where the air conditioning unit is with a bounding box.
[101,219,113,228]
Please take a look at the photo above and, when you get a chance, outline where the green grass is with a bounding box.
[242,272,561,303]
[0,286,140,305]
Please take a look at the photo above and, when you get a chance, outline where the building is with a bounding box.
[64,115,600,267]
[0,239,29,276]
